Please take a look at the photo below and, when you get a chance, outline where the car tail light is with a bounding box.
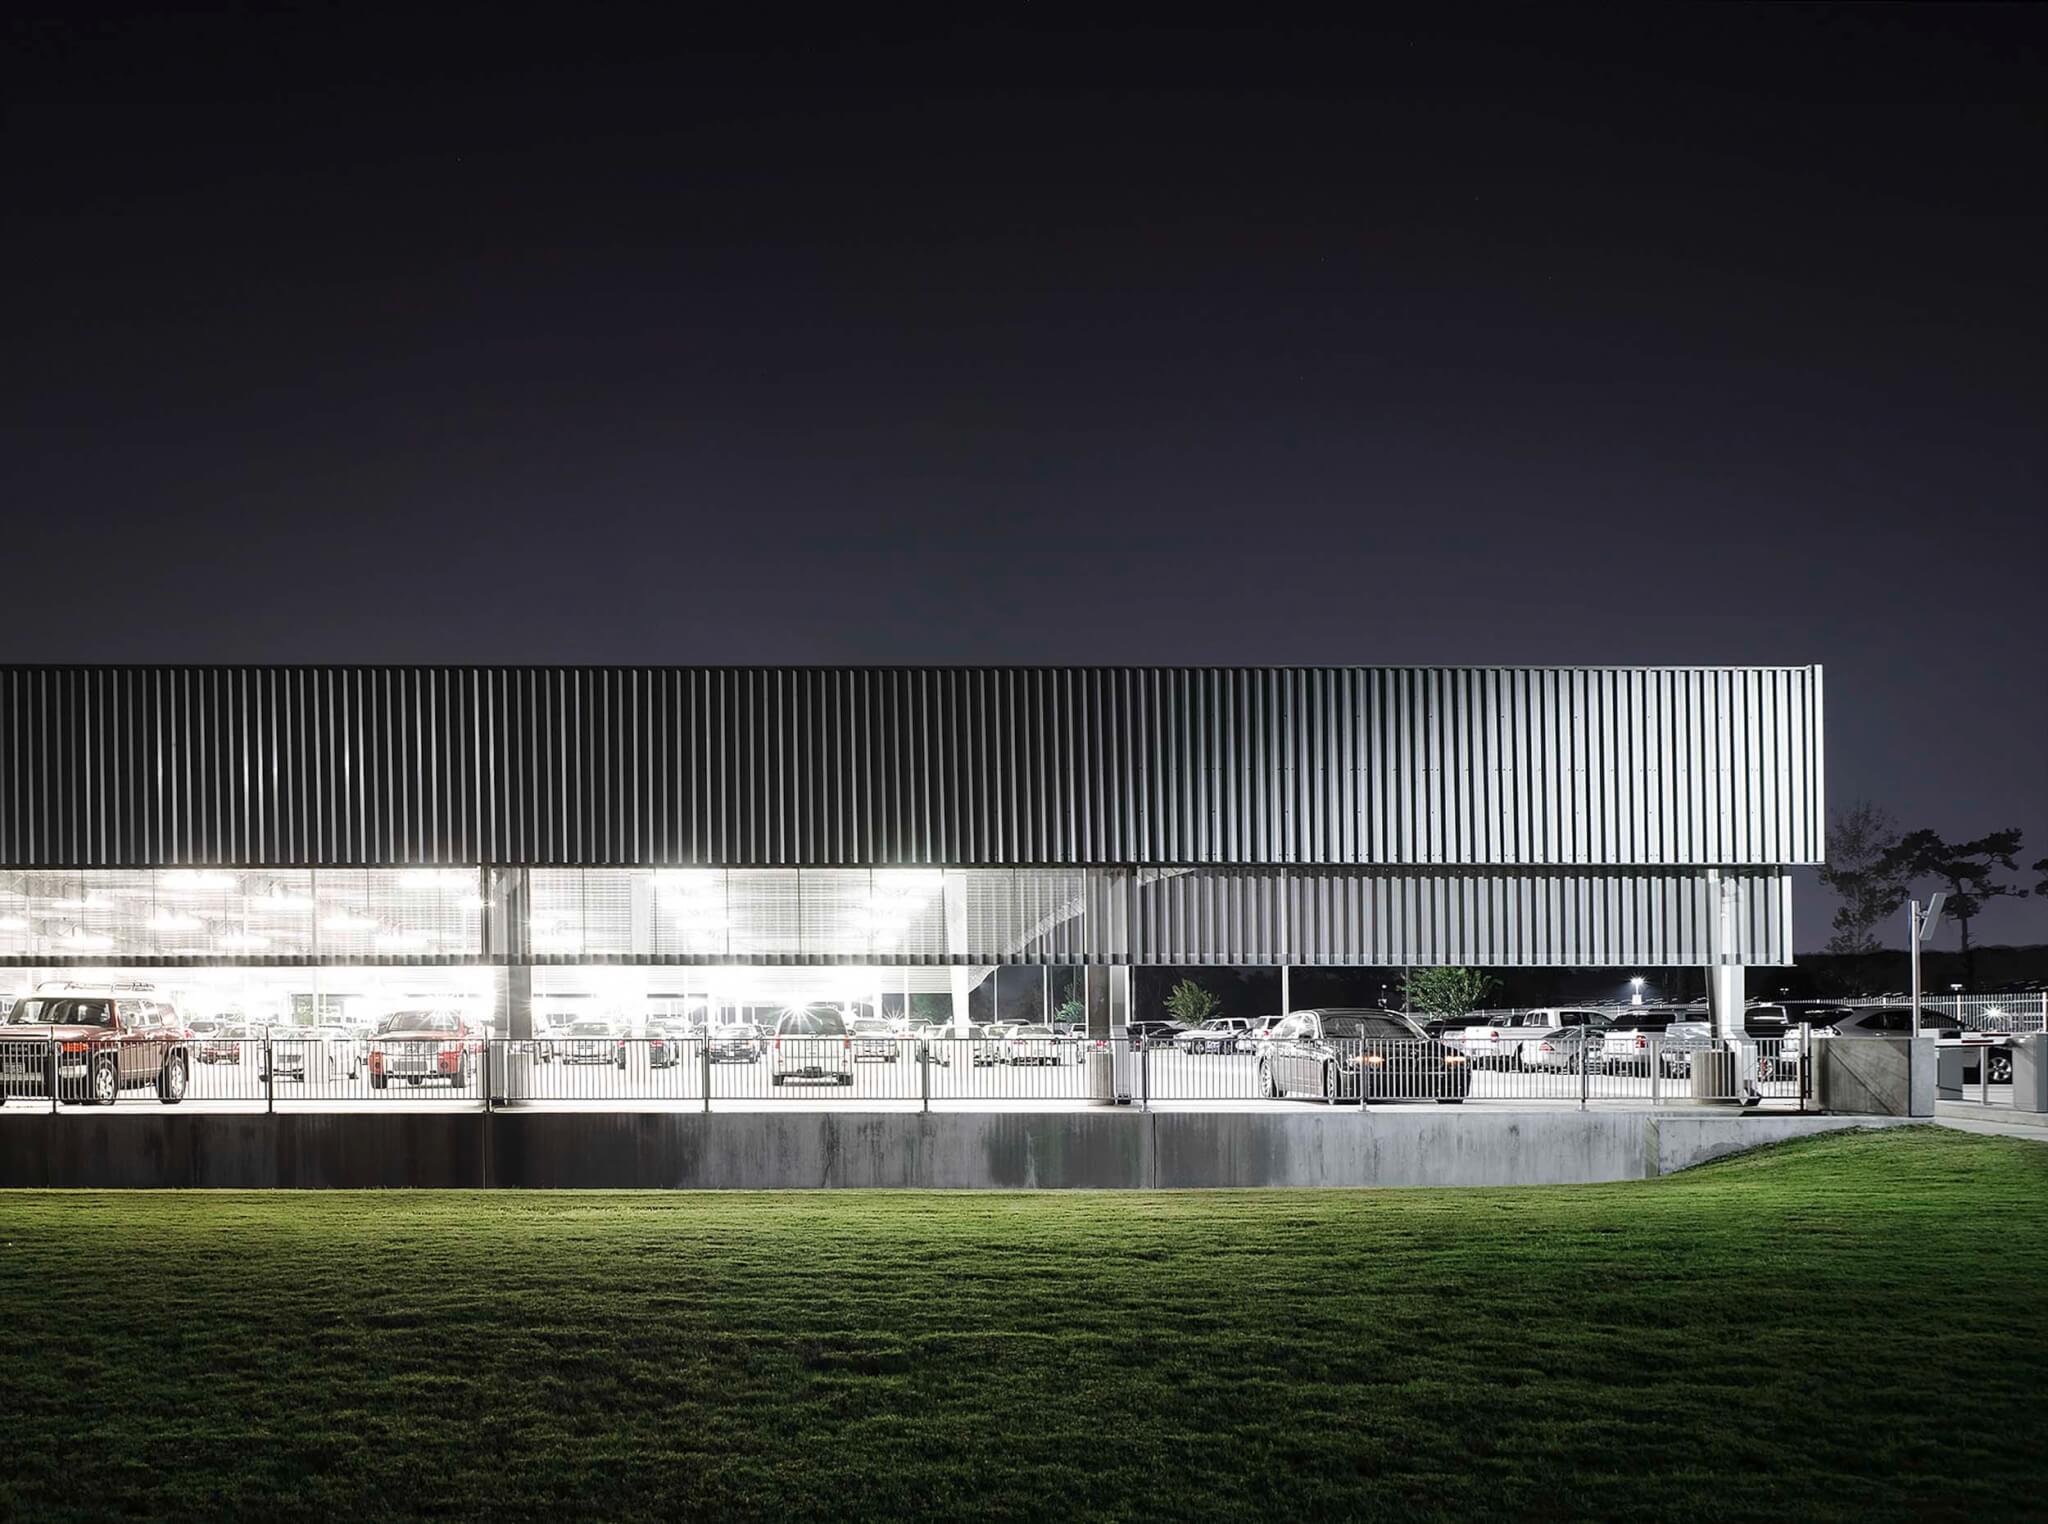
[1634,1036,1647,1049]
[773,1037,781,1050]
[61,1041,89,1055]
[1539,1041,1556,1053]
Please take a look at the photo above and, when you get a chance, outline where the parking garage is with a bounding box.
[0,665,1826,1132]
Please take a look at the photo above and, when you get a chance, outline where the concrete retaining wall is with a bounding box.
[0,1108,1914,1190]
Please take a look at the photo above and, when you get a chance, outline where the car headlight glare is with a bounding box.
[1445,1054,1468,1065]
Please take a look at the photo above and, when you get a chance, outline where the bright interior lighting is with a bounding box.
[217,931,272,951]
[47,894,109,911]
[162,871,241,894]
[398,870,474,892]
[59,930,114,950]
[321,913,378,933]
[374,930,431,950]
[0,915,28,932]
[150,911,204,931]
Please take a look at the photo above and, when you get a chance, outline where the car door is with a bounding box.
[1279,1015,1318,1090]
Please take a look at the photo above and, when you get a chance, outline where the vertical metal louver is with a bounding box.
[0,667,1823,870]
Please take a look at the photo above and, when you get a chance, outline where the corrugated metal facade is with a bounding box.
[0,666,1823,870]
[1118,868,1790,967]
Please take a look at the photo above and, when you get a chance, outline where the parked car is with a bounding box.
[0,981,192,1106]
[770,1005,854,1087]
[1508,1009,1614,1069]
[200,1025,251,1064]
[850,1018,901,1063]
[368,1009,481,1088]
[1454,1008,1613,1070]
[1827,1005,2013,1083]
[707,1022,764,1063]
[1174,1018,1252,1055]
[637,1021,683,1069]
[1242,1015,1288,1053]
[1256,1009,1469,1104]
[971,1024,1015,1067]
[555,1020,626,1068]
[1004,1023,1072,1066]
[1598,1009,1710,1073]
[1125,1021,1188,1051]
[1523,1022,1608,1073]
[262,1024,361,1084]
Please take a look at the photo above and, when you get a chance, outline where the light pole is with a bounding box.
[1908,894,1947,1037]
[1629,976,1644,1007]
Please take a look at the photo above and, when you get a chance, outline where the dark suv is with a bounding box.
[0,983,192,1106]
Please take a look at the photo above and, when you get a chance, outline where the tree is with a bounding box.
[1400,967,1498,1022]
[1879,828,2029,989]
[1816,800,1909,954]
[1163,979,1221,1027]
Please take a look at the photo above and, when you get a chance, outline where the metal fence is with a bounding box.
[0,1033,1809,1112]
[1918,994,2047,1035]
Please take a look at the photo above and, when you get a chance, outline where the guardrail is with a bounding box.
[0,1034,1812,1112]
[1918,994,2046,1034]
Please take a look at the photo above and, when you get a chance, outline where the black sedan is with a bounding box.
[1258,1009,1471,1104]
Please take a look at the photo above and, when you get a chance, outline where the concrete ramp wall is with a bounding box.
[0,1109,1913,1191]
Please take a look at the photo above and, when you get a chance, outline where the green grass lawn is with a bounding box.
[1,1128,2043,1522]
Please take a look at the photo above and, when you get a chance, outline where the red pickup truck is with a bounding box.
[0,982,192,1106]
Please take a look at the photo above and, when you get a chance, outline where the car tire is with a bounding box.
[772,1076,784,1087]
[156,1052,188,1105]
[370,1073,388,1090]
[1259,1059,1282,1099]
[90,1056,119,1106]
[452,1058,471,1089]
[1321,1063,1336,1104]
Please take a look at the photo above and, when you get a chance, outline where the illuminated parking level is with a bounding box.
[0,665,1825,1111]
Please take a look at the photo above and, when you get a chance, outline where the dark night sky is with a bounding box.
[3,7,2043,946]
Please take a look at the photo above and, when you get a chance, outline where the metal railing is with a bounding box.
[1918,994,2046,1034]
[0,1033,1812,1113]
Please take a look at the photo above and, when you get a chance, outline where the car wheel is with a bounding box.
[1259,1059,1282,1099]
[1321,1063,1336,1104]
[90,1056,119,1106]
[772,1076,785,1087]
[453,1058,471,1089]
[1991,1054,2013,1084]
[156,1052,188,1105]
[370,1073,388,1089]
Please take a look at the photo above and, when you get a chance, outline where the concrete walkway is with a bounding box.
[1934,1100,2048,1141]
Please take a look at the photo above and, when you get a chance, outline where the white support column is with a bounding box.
[1280,963,1291,1017]
[1706,868,1744,1039]
[944,872,974,1035]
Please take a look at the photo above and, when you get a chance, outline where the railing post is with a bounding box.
[920,1040,931,1113]
[264,1034,274,1116]
[1578,1038,1589,1110]
[1140,1038,1150,1112]
[47,1039,58,1115]
[701,1037,712,1115]
[482,1037,493,1113]
[1650,1035,1661,1105]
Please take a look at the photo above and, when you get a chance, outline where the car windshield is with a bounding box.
[779,1007,846,1036]
[22,998,115,1027]
[379,1011,459,1034]
[567,1022,612,1036]
[1324,1014,1420,1040]
[713,1025,753,1038]
[851,1020,889,1035]
[1011,1025,1053,1037]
